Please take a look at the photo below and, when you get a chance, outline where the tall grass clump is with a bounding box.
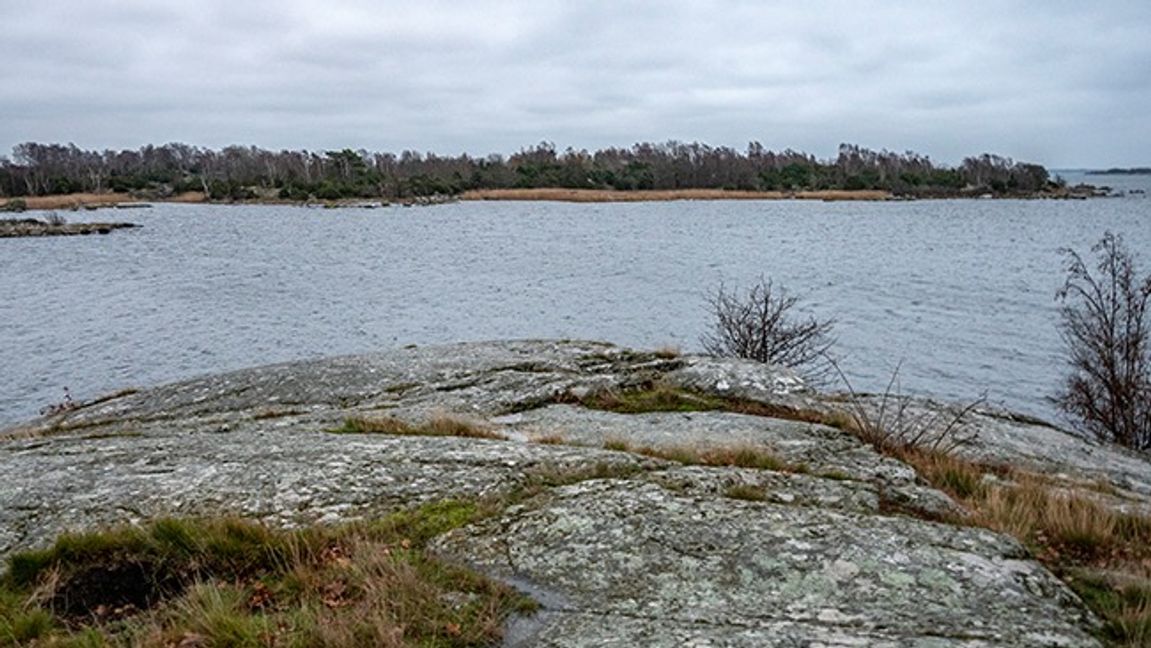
[0,504,533,646]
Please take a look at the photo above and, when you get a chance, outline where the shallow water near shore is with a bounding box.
[2,193,1149,426]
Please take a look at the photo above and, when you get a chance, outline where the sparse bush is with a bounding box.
[1055,232,1151,451]
[827,358,982,455]
[0,198,27,212]
[701,277,835,381]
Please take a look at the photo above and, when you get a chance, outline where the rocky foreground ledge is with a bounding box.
[3,340,1149,646]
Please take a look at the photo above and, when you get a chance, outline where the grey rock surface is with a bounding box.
[1,339,1137,646]
[496,404,964,519]
[436,480,1098,647]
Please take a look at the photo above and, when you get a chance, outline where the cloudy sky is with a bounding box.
[2,1,1148,167]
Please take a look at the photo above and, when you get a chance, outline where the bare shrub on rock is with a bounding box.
[1056,232,1151,451]
[827,358,983,455]
[701,277,835,382]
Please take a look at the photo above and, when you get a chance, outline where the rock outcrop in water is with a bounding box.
[3,340,1149,646]
[0,217,138,237]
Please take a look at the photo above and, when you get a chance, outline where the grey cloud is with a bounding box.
[1,0,1148,166]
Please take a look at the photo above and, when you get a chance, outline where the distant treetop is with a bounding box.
[0,140,1055,201]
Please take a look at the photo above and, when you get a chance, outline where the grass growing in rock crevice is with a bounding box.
[723,484,768,501]
[333,415,507,441]
[568,382,830,425]
[0,502,534,647]
[601,438,805,473]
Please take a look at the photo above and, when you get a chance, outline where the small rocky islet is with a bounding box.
[2,340,1149,646]
[0,216,138,238]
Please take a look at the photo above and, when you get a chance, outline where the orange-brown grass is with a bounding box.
[17,191,209,211]
[167,191,208,203]
[896,449,1151,564]
[333,415,507,440]
[19,192,139,210]
[460,188,891,203]
[895,447,1151,644]
[601,438,800,473]
[724,484,768,501]
[529,433,567,445]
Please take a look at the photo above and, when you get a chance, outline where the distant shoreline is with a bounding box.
[3,185,1107,212]
[1086,168,1151,176]
[459,188,891,202]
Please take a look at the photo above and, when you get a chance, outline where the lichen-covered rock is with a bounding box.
[436,479,1099,647]
[1,339,1136,646]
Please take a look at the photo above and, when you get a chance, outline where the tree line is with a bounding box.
[0,141,1056,201]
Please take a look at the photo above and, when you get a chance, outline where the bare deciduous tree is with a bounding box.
[701,278,835,381]
[1056,232,1151,451]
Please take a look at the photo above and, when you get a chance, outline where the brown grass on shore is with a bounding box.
[460,188,891,202]
[15,187,890,210]
[166,191,208,203]
[17,192,208,211]
[21,193,134,210]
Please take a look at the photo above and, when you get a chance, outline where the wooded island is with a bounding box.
[0,141,1061,204]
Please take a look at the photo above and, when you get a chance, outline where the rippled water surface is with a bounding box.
[3,194,1149,426]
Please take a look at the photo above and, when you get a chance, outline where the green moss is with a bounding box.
[367,500,482,545]
[580,385,727,414]
[569,383,831,430]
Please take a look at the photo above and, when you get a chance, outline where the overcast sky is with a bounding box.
[2,1,1148,167]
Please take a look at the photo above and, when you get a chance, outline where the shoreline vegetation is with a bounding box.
[460,187,892,202]
[0,141,1110,208]
[0,183,1109,214]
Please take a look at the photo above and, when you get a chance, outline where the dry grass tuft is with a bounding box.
[723,484,768,501]
[529,433,567,445]
[600,438,798,473]
[334,415,507,441]
[897,448,1151,566]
